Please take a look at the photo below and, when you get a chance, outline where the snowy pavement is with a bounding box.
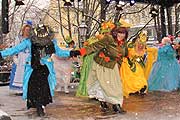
[1,86,180,120]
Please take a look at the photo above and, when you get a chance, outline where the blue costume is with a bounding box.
[0,24,79,116]
[1,38,70,99]
[148,44,180,91]
[9,35,30,91]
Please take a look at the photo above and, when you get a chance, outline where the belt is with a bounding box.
[26,61,31,65]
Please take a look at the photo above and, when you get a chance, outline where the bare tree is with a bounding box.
[18,0,35,34]
[175,3,180,36]
[166,6,173,35]
[55,0,102,42]
[6,0,50,46]
[154,5,162,43]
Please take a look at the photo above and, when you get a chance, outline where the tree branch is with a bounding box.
[127,17,154,42]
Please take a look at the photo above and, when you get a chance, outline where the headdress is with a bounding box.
[133,30,147,49]
[100,21,115,34]
[31,24,54,46]
[137,30,148,43]
[25,20,33,26]
[117,18,132,28]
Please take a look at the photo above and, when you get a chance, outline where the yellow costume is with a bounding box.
[120,31,148,98]
[144,47,158,80]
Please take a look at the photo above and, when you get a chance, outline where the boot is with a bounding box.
[140,85,147,96]
[112,104,126,114]
[37,105,45,117]
[129,91,139,96]
[64,85,69,94]
[100,101,108,112]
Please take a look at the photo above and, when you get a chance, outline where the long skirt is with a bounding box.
[148,59,180,92]
[27,65,52,109]
[120,57,147,98]
[51,54,72,91]
[9,52,29,91]
[76,53,95,97]
[87,62,123,105]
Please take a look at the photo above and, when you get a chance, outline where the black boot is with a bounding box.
[112,104,126,114]
[100,101,108,112]
[129,91,139,96]
[37,105,45,117]
[140,85,147,96]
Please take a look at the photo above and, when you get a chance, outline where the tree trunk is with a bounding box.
[100,0,106,22]
[160,6,166,39]
[67,6,72,38]
[76,1,80,48]
[114,1,121,23]
[166,7,173,35]
[156,6,162,43]
[57,0,65,40]
[175,4,180,36]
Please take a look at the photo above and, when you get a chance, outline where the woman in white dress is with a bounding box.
[9,24,31,94]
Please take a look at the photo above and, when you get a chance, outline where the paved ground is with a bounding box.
[1,86,180,120]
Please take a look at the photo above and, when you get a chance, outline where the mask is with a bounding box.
[31,24,54,46]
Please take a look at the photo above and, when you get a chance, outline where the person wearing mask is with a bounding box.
[0,24,78,116]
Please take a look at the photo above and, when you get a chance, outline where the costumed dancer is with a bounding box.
[120,31,148,98]
[148,37,180,91]
[74,22,128,114]
[0,24,78,116]
[9,21,32,94]
[52,36,75,93]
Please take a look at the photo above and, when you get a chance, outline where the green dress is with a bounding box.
[76,36,99,97]
[76,53,95,97]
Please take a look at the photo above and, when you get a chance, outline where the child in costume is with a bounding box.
[148,37,180,91]
[0,24,78,116]
[52,37,75,93]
